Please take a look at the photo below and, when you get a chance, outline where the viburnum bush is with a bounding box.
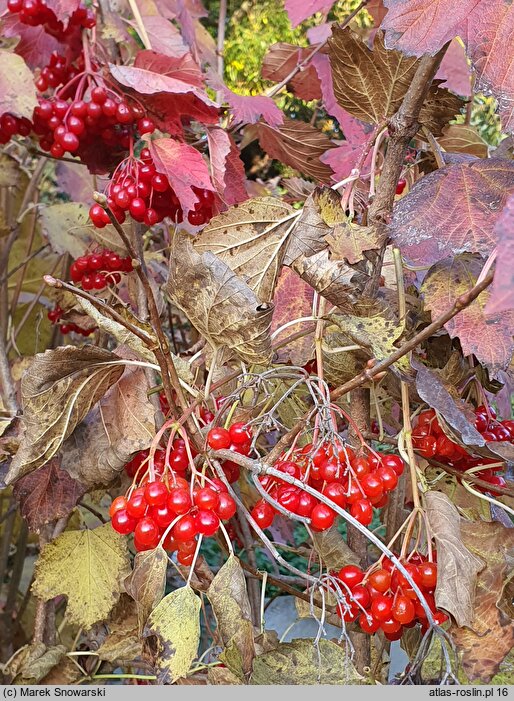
[2,0,514,688]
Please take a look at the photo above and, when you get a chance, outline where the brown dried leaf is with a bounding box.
[207,666,244,684]
[283,187,344,267]
[422,253,514,373]
[325,221,381,264]
[425,491,484,628]
[282,177,316,201]
[96,596,143,664]
[207,556,255,679]
[60,364,155,488]
[166,232,273,365]
[271,269,314,366]
[13,457,85,532]
[438,124,488,159]
[311,526,359,570]
[125,546,168,634]
[328,28,463,133]
[256,118,336,184]
[194,197,295,302]
[322,327,364,386]
[290,250,369,312]
[5,347,125,485]
[450,518,514,682]
[5,643,67,684]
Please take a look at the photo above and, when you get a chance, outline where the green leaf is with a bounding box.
[143,586,201,684]
[32,523,131,630]
[250,638,362,684]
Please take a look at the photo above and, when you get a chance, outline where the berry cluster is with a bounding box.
[242,439,404,532]
[7,1,95,38]
[33,86,155,162]
[35,51,85,94]
[0,113,32,145]
[47,305,96,337]
[333,555,447,640]
[69,248,133,291]
[412,407,511,494]
[89,149,215,228]
[112,438,238,560]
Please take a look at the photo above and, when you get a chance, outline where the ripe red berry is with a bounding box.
[144,480,168,507]
[229,422,252,445]
[338,565,364,589]
[376,465,398,493]
[207,427,231,450]
[111,509,136,535]
[91,86,107,104]
[216,492,237,520]
[126,491,147,519]
[396,178,406,195]
[419,562,437,590]
[296,492,317,517]
[322,481,347,508]
[194,509,220,536]
[310,503,335,531]
[381,454,404,476]
[371,594,393,621]
[251,500,275,529]
[359,614,381,634]
[350,498,373,526]
[368,568,391,593]
[150,503,175,528]
[168,487,192,515]
[194,487,220,511]
[134,517,159,547]
[360,473,384,499]
[109,495,127,518]
[172,514,197,541]
[392,594,415,624]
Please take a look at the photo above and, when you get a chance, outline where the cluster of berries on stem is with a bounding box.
[69,247,133,291]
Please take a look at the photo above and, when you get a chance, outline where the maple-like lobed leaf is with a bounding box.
[284,0,336,28]
[256,117,336,184]
[487,194,514,314]
[422,254,514,372]
[32,523,131,630]
[13,457,85,533]
[2,15,61,69]
[389,158,514,265]
[138,16,190,58]
[0,50,38,120]
[149,137,214,213]
[208,72,283,128]
[206,127,248,207]
[261,43,321,101]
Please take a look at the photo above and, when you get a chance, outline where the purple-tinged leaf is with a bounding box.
[487,194,514,314]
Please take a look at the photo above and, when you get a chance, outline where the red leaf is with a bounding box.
[271,268,314,366]
[149,137,214,212]
[422,254,514,372]
[206,127,248,207]
[435,38,472,98]
[208,72,283,127]
[320,107,374,182]
[13,458,86,532]
[487,194,514,314]
[389,159,514,265]
[382,0,514,132]
[367,0,388,26]
[2,16,61,69]
[52,0,81,21]
[284,0,336,28]
[262,43,321,101]
[55,161,96,205]
[382,0,479,55]
[138,16,189,58]
[307,23,333,44]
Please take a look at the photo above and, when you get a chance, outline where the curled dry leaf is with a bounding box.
[311,526,359,571]
[60,364,155,488]
[206,127,248,207]
[389,159,514,265]
[166,232,274,365]
[95,596,142,665]
[13,457,86,532]
[4,643,67,684]
[422,253,514,373]
[438,124,488,159]
[143,585,201,684]
[32,523,131,630]
[425,491,484,629]
[250,638,362,685]
[206,556,255,679]
[450,517,514,681]
[255,118,336,184]
[5,346,125,485]
[125,546,168,634]
[328,29,463,134]
[194,197,296,302]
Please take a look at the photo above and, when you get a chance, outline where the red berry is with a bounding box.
[126,491,147,519]
[310,503,335,531]
[338,565,364,589]
[109,495,127,518]
[322,481,347,508]
[350,498,373,526]
[172,514,197,542]
[381,454,404,476]
[359,614,380,634]
[296,492,317,517]
[194,509,220,536]
[111,509,136,535]
[144,480,168,507]
[396,178,406,195]
[134,517,159,547]
[168,487,192,515]
[194,487,220,511]
[360,473,384,499]
[371,594,393,621]
[91,86,107,104]
[251,500,274,529]
[150,503,175,529]
[129,197,147,221]
[177,550,194,566]
[229,422,252,445]
[368,568,391,593]
[419,562,437,590]
[376,465,398,493]
[392,595,415,624]
[188,210,207,226]
[216,492,237,520]
[138,117,155,134]
[207,427,231,450]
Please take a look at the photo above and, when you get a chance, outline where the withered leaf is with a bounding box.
[255,117,336,183]
[282,187,344,267]
[271,269,314,366]
[5,643,67,685]
[125,546,168,634]
[290,250,369,312]
[194,197,296,302]
[5,346,125,484]
[166,232,273,365]
[450,518,514,682]
[311,526,359,570]
[322,326,365,386]
[95,596,143,664]
[325,220,381,264]
[413,358,485,447]
[250,638,362,684]
[13,457,85,532]
[438,124,488,159]
[422,253,514,373]
[206,556,255,678]
[60,364,155,488]
[328,28,463,134]
[425,491,484,629]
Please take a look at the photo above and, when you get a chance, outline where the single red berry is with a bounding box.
[381,454,404,476]
[207,427,231,450]
[368,568,391,594]
[251,500,274,529]
[144,480,168,507]
[359,614,381,634]
[172,514,197,541]
[350,498,373,526]
[338,565,364,589]
[392,595,415,625]
[111,509,136,535]
[134,517,159,547]
[322,481,347,508]
[126,492,147,519]
[376,465,398,493]
[91,86,107,104]
[177,550,194,566]
[419,562,437,590]
[168,487,192,515]
[216,492,237,520]
[351,584,371,609]
[310,503,335,531]
[229,422,252,445]
[194,487,220,511]
[109,495,127,518]
[381,616,402,635]
[360,473,384,499]
[129,197,146,221]
[194,509,220,536]
[277,485,301,513]
[150,503,174,528]
[396,178,406,195]
[296,492,317,517]
[371,594,393,621]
